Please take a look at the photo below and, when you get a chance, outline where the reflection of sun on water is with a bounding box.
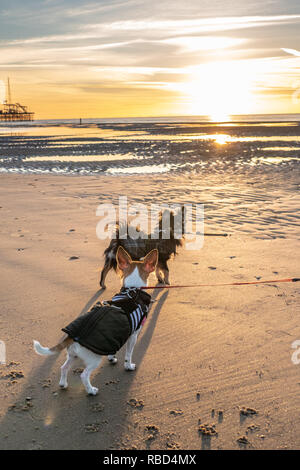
[214,134,230,145]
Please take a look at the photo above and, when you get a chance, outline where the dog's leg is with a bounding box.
[162,267,170,285]
[59,349,76,389]
[124,329,140,371]
[108,354,117,364]
[100,261,112,288]
[161,260,170,285]
[80,359,102,395]
[155,264,164,284]
[78,347,102,395]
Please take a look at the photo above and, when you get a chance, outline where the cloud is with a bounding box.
[92,66,188,74]
[4,13,299,48]
[1,33,103,46]
[160,36,247,52]
[281,47,300,56]
[64,0,139,17]
[90,14,300,34]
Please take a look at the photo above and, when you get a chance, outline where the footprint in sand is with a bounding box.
[127,398,144,409]
[11,233,25,238]
[169,410,184,416]
[237,436,251,448]
[84,423,101,433]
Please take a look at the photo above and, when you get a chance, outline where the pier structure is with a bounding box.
[0,78,34,122]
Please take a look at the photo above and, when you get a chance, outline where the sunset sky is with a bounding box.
[1,0,300,119]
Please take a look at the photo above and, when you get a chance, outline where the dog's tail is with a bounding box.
[159,208,185,247]
[33,337,73,356]
[33,340,55,356]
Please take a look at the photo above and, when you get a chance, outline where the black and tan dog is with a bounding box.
[100,209,184,288]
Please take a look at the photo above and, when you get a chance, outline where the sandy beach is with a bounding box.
[0,171,299,450]
[2,0,300,453]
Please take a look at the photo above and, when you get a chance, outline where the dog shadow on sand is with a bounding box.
[0,286,168,450]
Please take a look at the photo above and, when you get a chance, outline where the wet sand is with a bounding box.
[0,173,300,450]
[1,121,300,176]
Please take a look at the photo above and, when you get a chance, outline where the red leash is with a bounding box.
[141,277,300,290]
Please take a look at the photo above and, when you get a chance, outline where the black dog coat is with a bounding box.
[62,288,152,356]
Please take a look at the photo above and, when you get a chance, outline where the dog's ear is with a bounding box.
[143,249,158,273]
[116,246,132,270]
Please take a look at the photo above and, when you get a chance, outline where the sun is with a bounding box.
[209,110,231,122]
[179,60,255,121]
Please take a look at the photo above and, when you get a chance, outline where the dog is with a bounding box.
[100,209,184,288]
[33,247,158,395]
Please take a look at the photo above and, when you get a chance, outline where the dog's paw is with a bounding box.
[108,355,118,364]
[124,362,136,371]
[87,386,99,396]
[59,381,68,389]
[99,283,106,289]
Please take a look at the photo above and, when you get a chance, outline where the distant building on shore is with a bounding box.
[0,78,34,122]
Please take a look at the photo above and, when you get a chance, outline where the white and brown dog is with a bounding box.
[33,247,158,395]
